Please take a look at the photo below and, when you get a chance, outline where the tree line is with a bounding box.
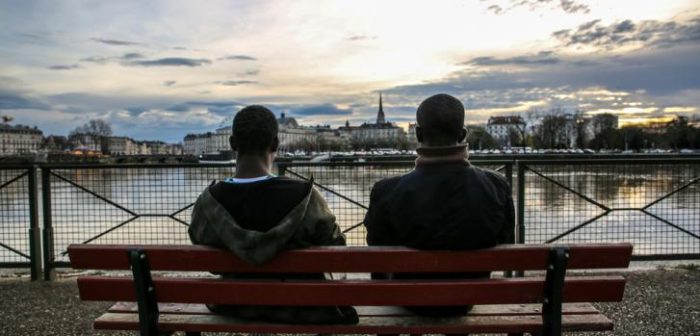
[466,110,700,151]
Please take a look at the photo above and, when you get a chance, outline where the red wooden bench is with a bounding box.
[68,243,632,336]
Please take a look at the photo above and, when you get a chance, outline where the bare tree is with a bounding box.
[533,113,569,149]
[69,119,113,153]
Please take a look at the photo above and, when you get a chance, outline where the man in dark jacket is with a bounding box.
[189,105,358,324]
[363,93,515,317]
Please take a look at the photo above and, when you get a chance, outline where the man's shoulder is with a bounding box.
[371,175,403,193]
[470,166,510,191]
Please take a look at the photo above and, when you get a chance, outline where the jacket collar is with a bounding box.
[415,144,470,167]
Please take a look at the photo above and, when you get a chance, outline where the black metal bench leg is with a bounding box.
[541,247,569,336]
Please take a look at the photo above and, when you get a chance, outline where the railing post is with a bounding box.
[27,165,42,281]
[505,161,514,188]
[516,161,526,245]
[504,161,515,279]
[277,163,287,177]
[515,161,526,277]
[41,167,55,280]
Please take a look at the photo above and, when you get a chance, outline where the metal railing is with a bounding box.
[0,157,697,280]
[517,159,699,260]
[39,163,235,279]
[0,165,41,279]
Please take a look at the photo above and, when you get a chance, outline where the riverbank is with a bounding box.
[1,267,698,335]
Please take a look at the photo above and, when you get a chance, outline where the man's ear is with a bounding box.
[459,127,467,143]
[229,135,237,151]
[415,126,424,143]
[271,136,279,152]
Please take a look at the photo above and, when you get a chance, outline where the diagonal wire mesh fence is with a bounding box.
[0,167,33,266]
[42,164,236,267]
[1,158,698,277]
[519,159,699,258]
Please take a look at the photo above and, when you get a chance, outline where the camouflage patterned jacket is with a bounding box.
[188,182,358,324]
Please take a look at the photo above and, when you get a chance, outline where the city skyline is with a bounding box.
[1,0,699,142]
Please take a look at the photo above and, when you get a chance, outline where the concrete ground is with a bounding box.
[1,266,698,336]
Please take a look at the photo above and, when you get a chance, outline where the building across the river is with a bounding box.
[486,116,526,142]
[183,93,408,154]
[340,93,406,148]
[0,124,44,155]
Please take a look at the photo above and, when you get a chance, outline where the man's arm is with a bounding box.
[483,170,516,244]
[307,187,347,246]
[364,182,395,246]
[188,192,218,246]
[364,181,395,280]
[501,188,516,244]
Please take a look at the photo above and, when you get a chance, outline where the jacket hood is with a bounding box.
[192,183,313,265]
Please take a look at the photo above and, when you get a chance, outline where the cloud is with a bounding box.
[47,64,80,70]
[462,52,560,66]
[346,34,377,41]
[382,43,700,122]
[290,104,352,116]
[0,93,49,110]
[484,0,589,15]
[219,54,257,61]
[165,101,245,114]
[128,57,212,67]
[80,53,146,65]
[80,56,110,64]
[218,80,258,86]
[486,5,503,15]
[163,80,177,87]
[125,107,147,116]
[238,68,260,76]
[122,52,145,60]
[0,82,50,110]
[91,38,143,46]
[559,0,589,14]
[553,15,700,50]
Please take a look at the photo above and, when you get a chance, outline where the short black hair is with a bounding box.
[416,94,465,145]
[231,105,278,155]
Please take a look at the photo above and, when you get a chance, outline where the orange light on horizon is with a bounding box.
[619,115,678,128]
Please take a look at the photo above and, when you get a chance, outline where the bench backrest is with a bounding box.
[69,243,632,306]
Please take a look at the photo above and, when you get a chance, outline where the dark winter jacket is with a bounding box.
[363,145,515,316]
[189,177,358,324]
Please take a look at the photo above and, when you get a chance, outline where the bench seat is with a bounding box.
[68,243,632,336]
[97,303,613,334]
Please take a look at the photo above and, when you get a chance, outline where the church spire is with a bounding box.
[376,92,386,124]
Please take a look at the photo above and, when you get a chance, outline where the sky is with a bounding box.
[1,0,699,143]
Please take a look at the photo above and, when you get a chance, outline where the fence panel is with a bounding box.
[0,165,41,279]
[519,159,699,259]
[41,164,235,278]
[27,157,699,278]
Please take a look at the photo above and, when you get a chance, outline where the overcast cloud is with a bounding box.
[0,0,698,142]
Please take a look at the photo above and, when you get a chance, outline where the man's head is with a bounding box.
[415,93,467,146]
[229,105,279,156]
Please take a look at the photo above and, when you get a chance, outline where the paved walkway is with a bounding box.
[1,267,698,335]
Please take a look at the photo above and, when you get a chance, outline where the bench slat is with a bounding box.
[94,311,613,334]
[79,276,625,305]
[68,244,632,272]
[108,302,603,317]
